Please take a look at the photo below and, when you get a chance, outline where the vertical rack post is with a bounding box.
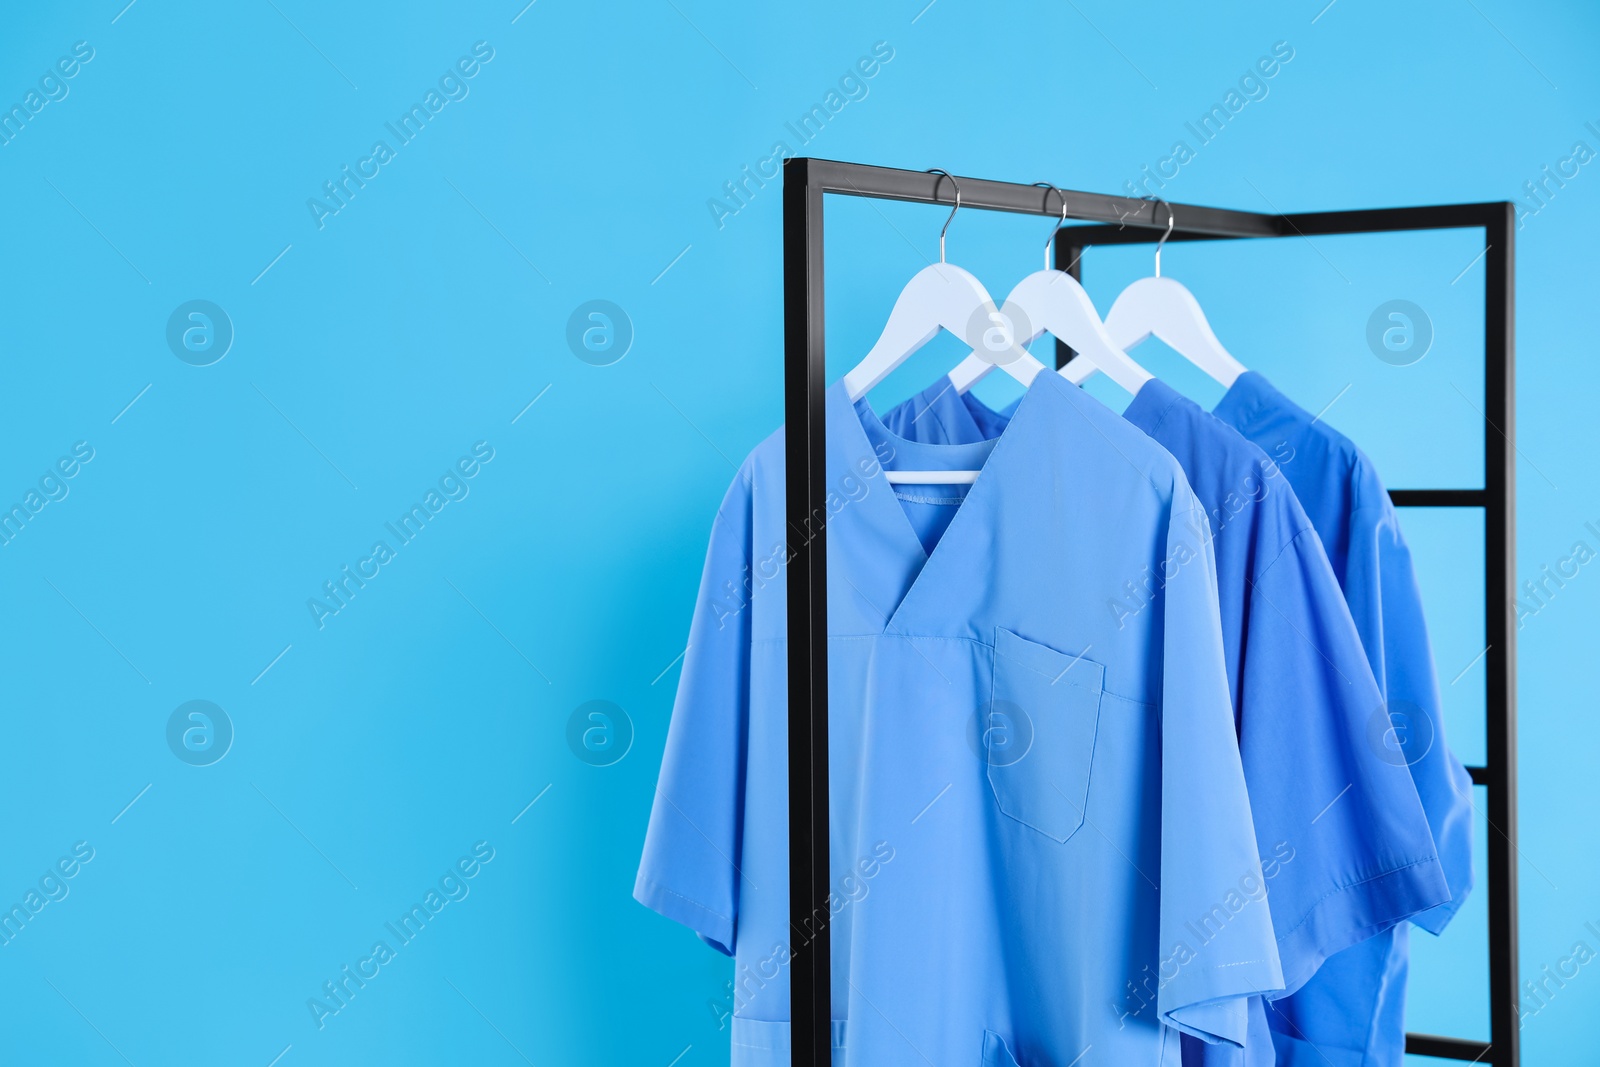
[1482,204,1519,1064]
[782,157,833,1067]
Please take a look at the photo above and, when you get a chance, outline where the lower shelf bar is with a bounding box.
[1405,1031,1493,1061]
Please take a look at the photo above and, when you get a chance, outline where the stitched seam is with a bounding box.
[1271,854,1441,944]
[892,491,968,505]
[1100,690,1158,712]
[1251,525,1322,586]
[995,651,1103,694]
[637,878,734,926]
[1141,390,1184,439]
[1174,959,1272,979]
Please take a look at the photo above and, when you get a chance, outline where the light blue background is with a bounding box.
[0,1,1593,1064]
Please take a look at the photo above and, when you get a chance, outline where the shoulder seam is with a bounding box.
[1252,524,1324,585]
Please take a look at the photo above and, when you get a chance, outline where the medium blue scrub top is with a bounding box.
[883,377,1452,1067]
[637,372,1283,1066]
[1212,371,1475,1067]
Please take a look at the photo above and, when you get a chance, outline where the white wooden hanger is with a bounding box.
[841,171,1046,485]
[1100,200,1247,387]
[946,184,1152,397]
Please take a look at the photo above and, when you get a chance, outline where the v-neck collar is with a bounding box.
[834,374,1054,634]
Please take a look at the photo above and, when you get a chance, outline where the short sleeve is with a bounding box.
[1349,506,1475,932]
[1241,530,1450,993]
[1157,501,1285,1046]
[633,468,754,956]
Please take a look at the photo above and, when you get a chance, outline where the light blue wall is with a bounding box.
[0,1,1593,1063]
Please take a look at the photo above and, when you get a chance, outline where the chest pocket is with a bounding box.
[984,627,1105,844]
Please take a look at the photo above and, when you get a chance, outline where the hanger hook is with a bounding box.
[1152,199,1175,278]
[926,169,962,264]
[1033,182,1068,271]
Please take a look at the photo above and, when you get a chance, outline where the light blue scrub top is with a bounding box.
[882,378,1452,1067]
[637,372,1283,1066]
[1213,371,1474,1067]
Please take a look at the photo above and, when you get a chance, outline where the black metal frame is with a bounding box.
[782,156,1517,1066]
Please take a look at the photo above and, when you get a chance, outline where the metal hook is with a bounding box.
[926,169,962,264]
[1152,199,1175,278]
[1034,182,1068,271]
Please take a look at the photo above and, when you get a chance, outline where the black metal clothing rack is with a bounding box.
[782,157,1517,1065]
